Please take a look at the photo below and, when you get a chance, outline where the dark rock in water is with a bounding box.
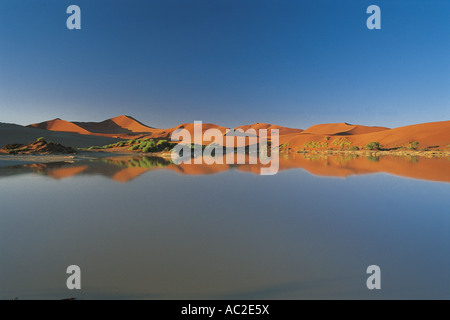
[0,139,77,155]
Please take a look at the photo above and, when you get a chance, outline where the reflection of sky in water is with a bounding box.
[0,167,449,299]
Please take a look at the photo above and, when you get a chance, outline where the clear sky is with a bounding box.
[0,0,448,129]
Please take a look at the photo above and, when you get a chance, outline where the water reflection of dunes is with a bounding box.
[0,154,448,183]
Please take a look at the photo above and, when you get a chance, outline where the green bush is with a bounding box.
[156,139,168,146]
[348,146,360,151]
[156,140,170,150]
[129,145,139,151]
[365,142,381,150]
[332,137,352,148]
[115,141,125,147]
[304,141,328,148]
[128,139,138,145]
[36,137,46,142]
[148,140,157,148]
[408,141,419,150]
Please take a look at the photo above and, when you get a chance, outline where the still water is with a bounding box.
[0,155,449,299]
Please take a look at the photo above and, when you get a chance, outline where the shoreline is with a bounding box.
[0,151,128,168]
[0,149,174,168]
[0,148,449,168]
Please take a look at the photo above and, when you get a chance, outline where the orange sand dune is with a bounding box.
[109,115,155,133]
[141,123,230,140]
[235,123,303,136]
[280,133,328,148]
[28,115,156,139]
[74,115,155,134]
[29,119,92,135]
[349,120,450,149]
[26,116,450,151]
[280,120,450,150]
[168,123,229,136]
[302,122,389,135]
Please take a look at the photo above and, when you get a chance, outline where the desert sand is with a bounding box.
[21,115,450,151]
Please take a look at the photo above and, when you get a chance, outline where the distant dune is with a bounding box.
[132,122,229,141]
[29,118,92,135]
[6,116,450,151]
[302,122,389,135]
[235,123,304,136]
[73,115,155,135]
[0,123,120,148]
[28,115,155,139]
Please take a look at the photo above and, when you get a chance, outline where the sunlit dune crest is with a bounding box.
[108,115,155,133]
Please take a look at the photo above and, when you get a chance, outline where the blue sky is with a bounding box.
[0,0,448,129]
